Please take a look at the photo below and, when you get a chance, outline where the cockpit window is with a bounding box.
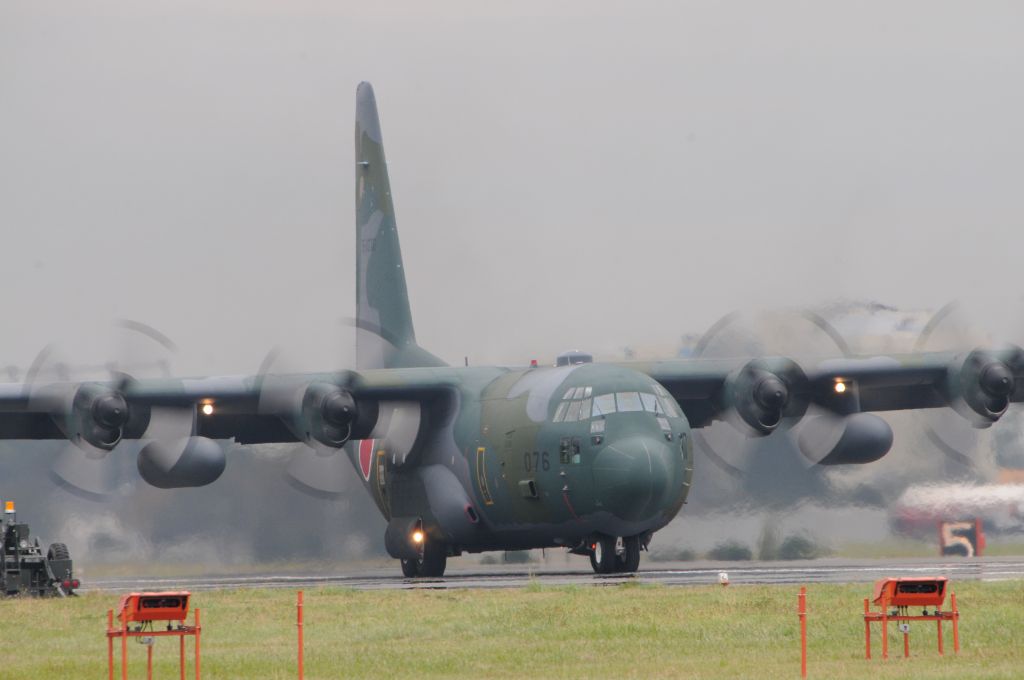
[592,394,615,417]
[553,385,683,422]
[659,396,682,418]
[640,393,660,414]
[615,392,643,412]
[553,385,598,422]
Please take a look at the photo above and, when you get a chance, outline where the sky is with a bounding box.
[2,1,1023,377]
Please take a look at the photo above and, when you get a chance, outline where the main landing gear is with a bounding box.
[589,534,641,574]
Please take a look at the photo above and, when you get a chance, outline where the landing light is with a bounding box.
[834,381,847,394]
[201,403,215,416]
[412,530,424,544]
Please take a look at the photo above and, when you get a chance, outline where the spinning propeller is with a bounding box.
[254,324,421,498]
[24,320,193,499]
[692,310,865,475]
[689,301,1024,508]
[913,300,1024,469]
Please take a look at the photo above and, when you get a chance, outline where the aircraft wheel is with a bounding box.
[400,558,419,578]
[418,540,447,577]
[589,535,617,574]
[400,536,447,578]
[617,535,641,573]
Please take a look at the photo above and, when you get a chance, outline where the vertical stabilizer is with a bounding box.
[355,83,445,369]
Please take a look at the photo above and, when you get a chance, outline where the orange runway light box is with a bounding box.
[117,591,191,623]
[872,577,948,609]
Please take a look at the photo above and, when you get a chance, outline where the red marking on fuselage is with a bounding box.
[562,490,582,522]
[358,439,375,481]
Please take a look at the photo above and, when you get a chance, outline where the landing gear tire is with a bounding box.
[399,538,448,578]
[616,535,641,573]
[419,540,447,577]
[589,535,617,574]
[400,558,419,577]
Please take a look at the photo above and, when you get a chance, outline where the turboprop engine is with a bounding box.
[946,350,1017,428]
[721,358,808,436]
[720,358,896,466]
[60,383,134,450]
[294,381,378,447]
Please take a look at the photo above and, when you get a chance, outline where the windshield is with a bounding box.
[552,387,681,421]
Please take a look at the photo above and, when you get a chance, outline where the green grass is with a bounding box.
[3,581,1023,678]
[833,540,1024,559]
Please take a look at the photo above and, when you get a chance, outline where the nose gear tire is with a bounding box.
[400,540,448,578]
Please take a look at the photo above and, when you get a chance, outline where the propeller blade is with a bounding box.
[796,411,860,464]
[913,302,982,468]
[255,345,358,499]
[285,442,353,498]
[50,441,119,499]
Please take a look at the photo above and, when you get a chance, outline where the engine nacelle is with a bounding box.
[723,358,808,436]
[946,350,1016,428]
[137,436,226,488]
[64,384,130,450]
[297,382,378,447]
[797,413,894,465]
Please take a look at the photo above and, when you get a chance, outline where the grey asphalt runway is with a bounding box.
[82,556,1024,593]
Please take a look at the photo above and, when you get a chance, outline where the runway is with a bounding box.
[83,556,1024,593]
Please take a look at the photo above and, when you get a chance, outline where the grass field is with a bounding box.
[831,540,1024,560]
[3,580,1023,679]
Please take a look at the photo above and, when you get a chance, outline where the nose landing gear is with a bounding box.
[589,534,641,574]
[400,538,447,578]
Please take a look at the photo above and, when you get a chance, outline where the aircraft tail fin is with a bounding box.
[354,83,445,369]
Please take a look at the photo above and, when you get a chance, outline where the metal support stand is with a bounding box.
[864,593,959,660]
[107,607,201,679]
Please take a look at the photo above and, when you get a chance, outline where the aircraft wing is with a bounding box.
[0,367,460,445]
[0,366,462,495]
[629,347,1024,430]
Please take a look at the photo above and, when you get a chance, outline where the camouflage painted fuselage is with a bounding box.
[348,82,693,558]
[347,362,693,554]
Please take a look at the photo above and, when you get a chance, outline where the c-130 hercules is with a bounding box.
[1,83,1022,577]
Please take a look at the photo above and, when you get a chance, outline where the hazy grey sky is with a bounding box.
[2,1,1022,375]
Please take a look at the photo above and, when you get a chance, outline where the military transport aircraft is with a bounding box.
[1,83,1021,577]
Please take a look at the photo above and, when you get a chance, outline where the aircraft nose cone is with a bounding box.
[593,436,674,522]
